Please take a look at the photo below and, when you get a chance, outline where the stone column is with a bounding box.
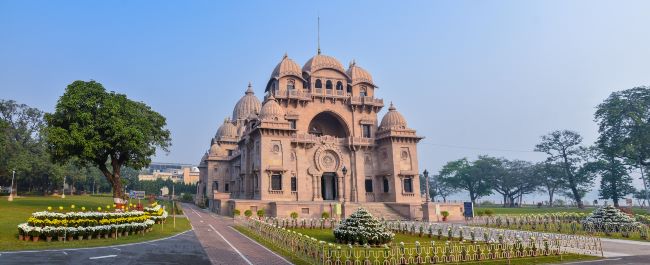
[317,175,322,200]
[312,174,318,201]
[337,176,344,202]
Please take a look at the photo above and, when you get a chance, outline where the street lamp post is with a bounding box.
[8,169,15,201]
[341,166,348,203]
[62,176,66,199]
[423,169,431,203]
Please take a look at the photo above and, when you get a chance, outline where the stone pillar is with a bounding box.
[317,175,322,200]
[337,176,343,202]
[312,174,318,201]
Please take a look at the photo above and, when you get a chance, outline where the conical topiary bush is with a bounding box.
[582,205,640,232]
[333,208,394,245]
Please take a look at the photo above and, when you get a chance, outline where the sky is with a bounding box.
[2,0,650,203]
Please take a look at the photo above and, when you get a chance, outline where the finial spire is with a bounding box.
[317,16,321,55]
[389,102,396,111]
[245,82,254,94]
[283,52,288,59]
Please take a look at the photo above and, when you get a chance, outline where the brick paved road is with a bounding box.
[183,203,292,265]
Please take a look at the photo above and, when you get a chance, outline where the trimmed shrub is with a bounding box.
[333,208,394,245]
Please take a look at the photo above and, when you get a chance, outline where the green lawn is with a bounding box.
[475,206,650,215]
[0,195,191,251]
[235,226,601,265]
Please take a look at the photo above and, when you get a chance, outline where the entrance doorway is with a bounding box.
[321,173,338,200]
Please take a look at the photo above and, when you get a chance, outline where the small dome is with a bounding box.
[271,54,302,79]
[215,119,237,139]
[302,54,347,76]
[191,167,199,172]
[259,94,285,121]
[346,60,375,87]
[380,103,408,129]
[232,83,262,120]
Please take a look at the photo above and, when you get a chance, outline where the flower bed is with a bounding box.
[144,202,168,223]
[16,203,167,242]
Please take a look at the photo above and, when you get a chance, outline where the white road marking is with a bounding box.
[89,255,117,260]
[208,224,253,265]
[191,208,202,218]
[62,251,68,255]
[0,230,192,254]
[229,226,293,265]
[562,258,622,264]
[112,248,121,251]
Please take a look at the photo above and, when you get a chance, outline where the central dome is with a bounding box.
[302,54,347,75]
[232,83,261,121]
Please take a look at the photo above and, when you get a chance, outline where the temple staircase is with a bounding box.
[347,202,409,220]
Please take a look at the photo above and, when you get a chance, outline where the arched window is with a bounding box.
[360,86,368,97]
[326,80,333,90]
[287,79,295,90]
[315,79,322,88]
[336,81,343,91]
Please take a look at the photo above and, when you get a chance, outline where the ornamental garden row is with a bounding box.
[17,202,168,242]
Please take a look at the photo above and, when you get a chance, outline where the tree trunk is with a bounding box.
[613,198,619,207]
[570,185,584,208]
[548,189,554,207]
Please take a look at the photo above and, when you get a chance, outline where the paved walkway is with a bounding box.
[0,230,210,265]
[182,203,292,265]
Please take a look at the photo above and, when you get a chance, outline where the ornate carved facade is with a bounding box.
[196,52,462,220]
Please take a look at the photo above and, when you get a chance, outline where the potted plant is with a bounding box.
[44,227,53,242]
[233,209,241,218]
[30,227,42,242]
[244,210,252,219]
[321,212,330,219]
[77,227,85,241]
[441,211,450,221]
[257,209,265,220]
[17,225,25,241]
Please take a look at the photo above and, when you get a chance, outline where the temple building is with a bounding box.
[197,52,463,220]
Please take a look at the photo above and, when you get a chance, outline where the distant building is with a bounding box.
[138,162,198,184]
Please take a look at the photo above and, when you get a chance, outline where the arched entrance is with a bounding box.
[321,172,338,200]
[308,111,349,138]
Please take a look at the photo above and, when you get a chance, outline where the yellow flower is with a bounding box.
[106,205,111,209]
[59,206,63,211]
[47,206,52,211]
[71,204,75,209]
[98,207,102,211]
[81,207,86,211]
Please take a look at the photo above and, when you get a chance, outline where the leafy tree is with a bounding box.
[438,156,495,204]
[595,87,650,206]
[508,160,539,207]
[634,189,649,207]
[420,172,457,202]
[44,81,171,203]
[588,147,635,207]
[533,162,565,207]
[535,130,595,208]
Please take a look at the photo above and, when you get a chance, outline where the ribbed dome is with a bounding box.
[302,54,347,75]
[271,54,302,79]
[215,119,238,139]
[232,83,262,120]
[380,103,408,129]
[346,61,375,87]
[259,94,285,121]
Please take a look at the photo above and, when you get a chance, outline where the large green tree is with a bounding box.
[595,86,650,206]
[44,81,171,203]
[589,147,635,207]
[535,130,595,208]
[533,162,565,207]
[438,156,496,204]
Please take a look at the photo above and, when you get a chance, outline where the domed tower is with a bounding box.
[302,54,350,96]
[266,54,305,98]
[259,94,286,121]
[232,83,261,134]
[376,103,423,203]
[346,60,377,98]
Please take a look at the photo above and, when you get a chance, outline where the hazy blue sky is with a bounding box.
[2,1,649,203]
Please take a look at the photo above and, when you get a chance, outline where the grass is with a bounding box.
[475,206,650,215]
[235,226,601,265]
[0,195,191,251]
